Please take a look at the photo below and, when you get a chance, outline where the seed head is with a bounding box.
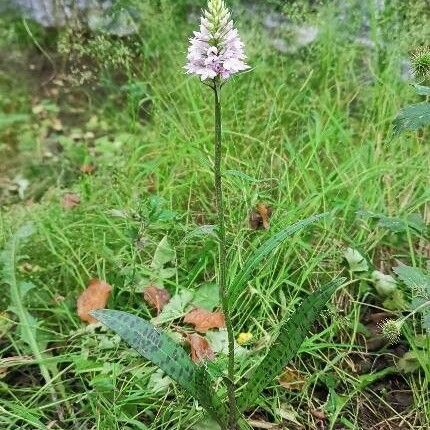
[380,319,402,344]
[411,47,430,80]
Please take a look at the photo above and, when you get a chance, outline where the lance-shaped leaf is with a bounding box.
[91,309,230,427]
[228,213,328,306]
[237,277,345,411]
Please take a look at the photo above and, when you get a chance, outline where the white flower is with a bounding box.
[185,0,250,81]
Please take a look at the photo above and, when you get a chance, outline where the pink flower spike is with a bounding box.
[185,0,250,81]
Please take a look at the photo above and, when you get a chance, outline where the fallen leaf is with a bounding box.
[279,367,306,391]
[249,203,273,230]
[276,403,303,427]
[77,279,112,324]
[147,173,157,193]
[62,192,80,209]
[247,419,278,429]
[310,409,326,421]
[152,289,194,325]
[184,308,225,333]
[187,333,215,363]
[80,164,95,174]
[257,203,271,229]
[143,285,171,314]
[51,118,63,131]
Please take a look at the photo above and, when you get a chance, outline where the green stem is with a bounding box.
[213,79,237,430]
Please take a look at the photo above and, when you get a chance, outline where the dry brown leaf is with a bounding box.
[279,367,306,391]
[249,203,273,230]
[186,333,215,363]
[62,192,80,209]
[143,285,171,314]
[184,308,225,333]
[77,279,112,324]
[147,173,157,193]
[80,164,95,174]
[310,409,326,421]
[247,419,279,429]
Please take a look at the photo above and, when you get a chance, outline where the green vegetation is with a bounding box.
[1,1,429,429]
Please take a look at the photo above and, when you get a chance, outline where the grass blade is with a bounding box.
[228,213,329,306]
[237,277,345,411]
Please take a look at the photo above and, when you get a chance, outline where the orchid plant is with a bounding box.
[91,2,344,429]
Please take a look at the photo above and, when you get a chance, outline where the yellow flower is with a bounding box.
[237,332,253,345]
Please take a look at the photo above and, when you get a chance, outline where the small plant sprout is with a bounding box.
[90,1,345,429]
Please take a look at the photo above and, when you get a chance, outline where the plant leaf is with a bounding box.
[192,283,219,311]
[151,236,175,269]
[237,277,345,410]
[143,285,171,313]
[77,279,112,324]
[90,309,228,427]
[357,210,427,234]
[393,265,430,331]
[393,102,430,134]
[184,308,225,333]
[151,289,194,325]
[413,84,430,96]
[228,213,328,306]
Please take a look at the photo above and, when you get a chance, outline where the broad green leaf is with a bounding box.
[91,309,228,427]
[393,265,430,331]
[393,102,430,134]
[237,277,345,410]
[357,210,426,234]
[184,225,216,242]
[192,283,220,311]
[413,84,430,96]
[343,248,368,272]
[378,213,426,234]
[18,281,36,299]
[228,213,328,306]
[151,236,175,270]
[193,417,221,430]
[151,289,194,325]
[205,330,248,359]
[147,368,173,394]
